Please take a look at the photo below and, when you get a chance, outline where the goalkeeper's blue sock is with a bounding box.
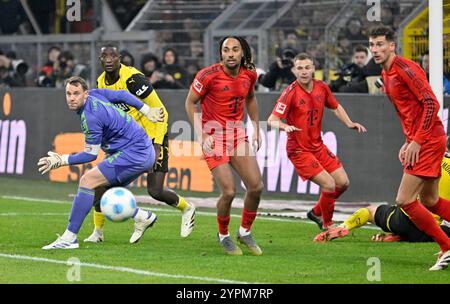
[67,187,95,235]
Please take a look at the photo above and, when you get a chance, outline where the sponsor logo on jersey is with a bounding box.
[136,85,149,96]
[275,102,286,115]
[193,79,203,93]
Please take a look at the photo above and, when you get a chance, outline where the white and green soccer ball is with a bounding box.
[100,187,137,222]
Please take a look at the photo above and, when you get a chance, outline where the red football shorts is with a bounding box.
[404,135,446,178]
[203,133,249,171]
[288,144,342,181]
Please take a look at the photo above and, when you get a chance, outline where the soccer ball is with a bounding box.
[100,187,137,222]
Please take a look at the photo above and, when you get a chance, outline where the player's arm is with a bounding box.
[397,64,439,146]
[245,88,262,151]
[331,104,367,133]
[126,73,167,144]
[267,114,299,133]
[185,87,208,148]
[38,114,102,174]
[89,89,163,123]
[267,88,299,133]
[396,64,438,166]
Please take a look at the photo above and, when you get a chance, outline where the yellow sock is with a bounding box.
[343,208,369,230]
[176,195,189,212]
[94,210,106,231]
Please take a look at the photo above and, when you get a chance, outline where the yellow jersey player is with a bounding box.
[84,44,195,243]
[314,149,450,243]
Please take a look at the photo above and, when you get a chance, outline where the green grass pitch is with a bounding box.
[0,177,448,284]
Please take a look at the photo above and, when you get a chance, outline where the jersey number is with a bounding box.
[114,102,130,112]
[229,97,243,114]
[307,109,318,127]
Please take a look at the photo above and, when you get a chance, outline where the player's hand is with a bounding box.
[252,132,262,153]
[201,134,214,155]
[403,140,421,166]
[398,142,408,163]
[348,122,367,133]
[37,151,64,174]
[284,125,301,133]
[147,107,164,123]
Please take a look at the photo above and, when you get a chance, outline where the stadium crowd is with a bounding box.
[0,0,448,95]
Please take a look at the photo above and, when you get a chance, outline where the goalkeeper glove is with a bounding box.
[139,104,164,123]
[37,151,69,175]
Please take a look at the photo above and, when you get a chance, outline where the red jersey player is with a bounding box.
[267,53,366,236]
[185,36,264,256]
[369,26,450,271]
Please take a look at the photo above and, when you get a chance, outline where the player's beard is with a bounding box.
[225,62,240,71]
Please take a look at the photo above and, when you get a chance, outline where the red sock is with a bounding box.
[319,191,335,227]
[332,186,347,200]
[428,197,450,221]
[241,209,257,232]
[403,200,450,252]
[312,203,321,216]
[217,215,230,235]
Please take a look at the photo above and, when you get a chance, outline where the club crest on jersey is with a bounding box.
[275,102,286,115]
[193,79,203,93]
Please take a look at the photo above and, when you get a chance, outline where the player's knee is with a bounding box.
[395,194,409,207]
[79,174,93,189]
[322,180,336,193]
[248,182,264,197]
[419,195,439,208]
[221,188,236,202]
[337,179,350,191]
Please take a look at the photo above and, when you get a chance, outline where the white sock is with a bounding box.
[218,233,230,242]
[239,226,251,236]
[62,230,77,242]
[133,208,150,221]
[94,228,103,236]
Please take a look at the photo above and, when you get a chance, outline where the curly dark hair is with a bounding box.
[218,36,255,70]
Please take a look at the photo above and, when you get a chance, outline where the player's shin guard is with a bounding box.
[343,208,369,230]
[94,210,106,231]
[67,187,95,234]
[239,209,257,236]
[318,191,335,228]
[428,197,450,222]
[217,215,230,236]
[403,200,450,252]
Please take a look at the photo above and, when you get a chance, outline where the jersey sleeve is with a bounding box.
[80,108,103,146]
[396,62,440,145]
[323,82,339,109]
[125,73,155,99]
[191,69,213,97]
[271,85,294,119]
[89,89,145,110]
[126,73,168,145]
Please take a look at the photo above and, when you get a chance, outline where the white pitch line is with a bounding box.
[0,212,69,216]
[0,195,71,204]
[0,195,380,229]
[0,253,261,284]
